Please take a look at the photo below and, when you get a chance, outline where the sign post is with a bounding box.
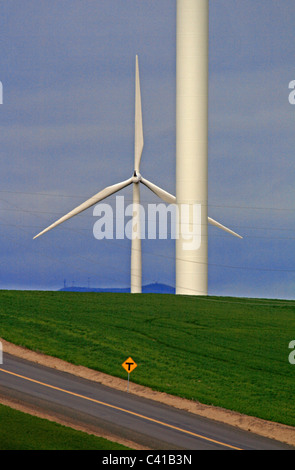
[122,357,137,392]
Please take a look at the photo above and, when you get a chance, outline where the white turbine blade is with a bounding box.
[140,178,242,239]
[134,55,144,172]
[33,177,133,239]
[208,217,243,239]
[140,177,176,204]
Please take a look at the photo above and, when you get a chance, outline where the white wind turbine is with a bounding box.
[34,54,242,294]
[34,55,177,293]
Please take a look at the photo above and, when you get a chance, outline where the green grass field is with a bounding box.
[0,290,295,427]
[0,403,131,450]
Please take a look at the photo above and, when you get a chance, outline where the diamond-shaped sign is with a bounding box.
[122,357,137,374]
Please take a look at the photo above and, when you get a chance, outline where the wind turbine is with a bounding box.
[33,55,176,293]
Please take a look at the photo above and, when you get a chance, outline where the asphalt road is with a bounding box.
[0,353,294,450]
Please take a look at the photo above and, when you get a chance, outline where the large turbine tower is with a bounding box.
[175,0,211,295]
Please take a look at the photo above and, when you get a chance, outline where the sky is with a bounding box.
[0,0,294,299]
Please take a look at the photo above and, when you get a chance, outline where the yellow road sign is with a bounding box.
[122,357,137,374]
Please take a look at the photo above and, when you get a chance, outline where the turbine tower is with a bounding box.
[175,0,242,295]
[34,56,176,294]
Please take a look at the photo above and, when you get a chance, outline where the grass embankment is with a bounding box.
[0,290,295,427]
[0,403,131,450]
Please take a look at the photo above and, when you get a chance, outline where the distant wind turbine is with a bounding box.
[34,55,177,293]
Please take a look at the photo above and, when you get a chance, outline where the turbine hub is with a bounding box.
[132,170,142,183]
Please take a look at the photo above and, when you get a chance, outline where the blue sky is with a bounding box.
[0,0,294,299]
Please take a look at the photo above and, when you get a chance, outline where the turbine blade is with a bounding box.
[140,177,176,204]
[208,217,243,239]
[139,179,242,239]
[134,55,144,172]
[33,177,133,239]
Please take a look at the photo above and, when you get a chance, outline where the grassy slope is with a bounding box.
[0,290,294,427]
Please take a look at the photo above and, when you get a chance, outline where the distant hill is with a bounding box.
[59,282,175,294]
